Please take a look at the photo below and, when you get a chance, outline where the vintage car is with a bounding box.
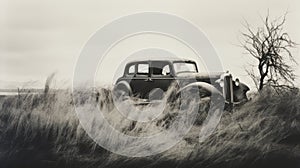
[113,59,249,105]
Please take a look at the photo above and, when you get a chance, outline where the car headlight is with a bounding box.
[220,80,224,87]
[216,78,224,87]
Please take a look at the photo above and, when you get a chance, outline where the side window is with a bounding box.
[128,64,135,74]
[162,65,170,75]
[137,63,149,75]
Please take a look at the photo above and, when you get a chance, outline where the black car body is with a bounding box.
[114,59,249,104]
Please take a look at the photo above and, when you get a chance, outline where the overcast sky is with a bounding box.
[1,0,300,89]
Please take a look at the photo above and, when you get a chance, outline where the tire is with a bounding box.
[113,81,132,102]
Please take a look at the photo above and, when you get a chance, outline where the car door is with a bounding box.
[150,61,175,92]
[129,61,153,99]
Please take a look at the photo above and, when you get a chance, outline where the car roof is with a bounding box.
[126,58,196,65]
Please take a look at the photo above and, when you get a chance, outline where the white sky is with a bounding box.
[1,0,300,89]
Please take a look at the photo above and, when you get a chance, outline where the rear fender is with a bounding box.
[113,81,133,96]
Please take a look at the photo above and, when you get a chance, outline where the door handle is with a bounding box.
[144,78,153,82]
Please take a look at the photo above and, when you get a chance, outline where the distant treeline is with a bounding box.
[0,88,43,93]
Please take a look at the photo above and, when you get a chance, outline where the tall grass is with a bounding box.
[0,86,300,168]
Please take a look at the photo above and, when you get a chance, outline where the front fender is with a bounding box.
[177,82,223,96]
[233,82,249,103]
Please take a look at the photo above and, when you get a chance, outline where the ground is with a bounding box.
[0,87,300,168]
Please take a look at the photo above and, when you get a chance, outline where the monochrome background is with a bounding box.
[1,0,299,89]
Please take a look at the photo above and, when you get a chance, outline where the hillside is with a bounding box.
[0,87,299,168]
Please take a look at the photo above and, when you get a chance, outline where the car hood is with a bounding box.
[176,72,224,80]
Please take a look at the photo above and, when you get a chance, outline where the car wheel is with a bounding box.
[113,82,132,102]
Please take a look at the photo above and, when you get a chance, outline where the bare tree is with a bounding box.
[241,12,297,91]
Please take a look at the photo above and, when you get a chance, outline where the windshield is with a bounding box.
[173,62,198,74]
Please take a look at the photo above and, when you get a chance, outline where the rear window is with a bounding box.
[128,64,135,74]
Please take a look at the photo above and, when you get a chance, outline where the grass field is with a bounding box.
[0,86,300,168]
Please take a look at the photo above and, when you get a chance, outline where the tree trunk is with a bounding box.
[259,75,265,90]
